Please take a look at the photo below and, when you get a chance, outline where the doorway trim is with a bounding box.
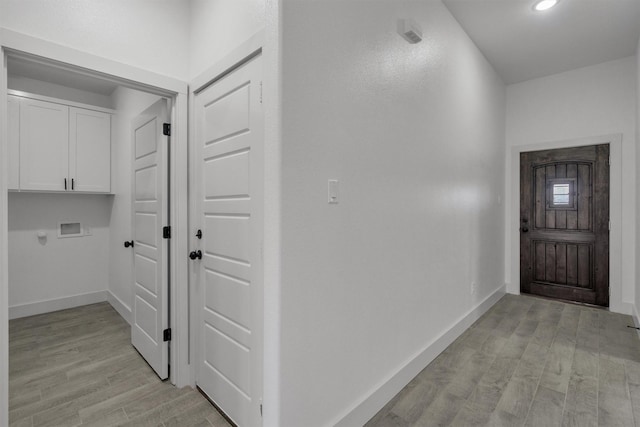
[507,134,625,313]
[0,28,190,426]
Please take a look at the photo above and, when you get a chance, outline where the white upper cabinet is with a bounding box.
[9,94,112,193]
[69,107,111,193]
[19,97,69,191]
[7,96,20,190]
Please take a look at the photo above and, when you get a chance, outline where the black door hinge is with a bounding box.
[163,123,171,136]
[163,226,171,239]
[163,328,171,341]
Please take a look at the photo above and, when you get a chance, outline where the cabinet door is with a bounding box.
[69,107,111,193]
[19,98,69,191]
[7,96,20,190]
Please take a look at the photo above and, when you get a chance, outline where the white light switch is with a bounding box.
[328,179,339,204]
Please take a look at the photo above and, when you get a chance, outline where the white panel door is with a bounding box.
[7,96,20,190]
[131,99,169,379]
[193,54,263,427]
[69,107,111,192]
[19,98,69,191]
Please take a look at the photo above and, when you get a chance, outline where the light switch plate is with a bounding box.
[328,179,339,204]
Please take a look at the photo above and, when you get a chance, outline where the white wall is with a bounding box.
[108,86,161,320]
[188,0,265,79]
[636,41,640,315]
[0,0,190,80]
[506,56,637,311]
[8,193,111,309]
[279,1,506,425]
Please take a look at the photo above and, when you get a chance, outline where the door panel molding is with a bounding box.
[507,134,625,313]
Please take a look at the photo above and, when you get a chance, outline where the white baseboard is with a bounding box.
[9,290,108,320]
[333,285,506,427]
[107,290,132,325]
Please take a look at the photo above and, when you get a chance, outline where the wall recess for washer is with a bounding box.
[58,222,83,238]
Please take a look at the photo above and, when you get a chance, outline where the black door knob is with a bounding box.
[521,227,529,233]
[189,250,202,260]
[124,240,134,248]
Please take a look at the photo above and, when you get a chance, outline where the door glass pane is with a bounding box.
[553,183,570,205]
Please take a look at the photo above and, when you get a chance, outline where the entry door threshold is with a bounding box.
[522,292,609,311]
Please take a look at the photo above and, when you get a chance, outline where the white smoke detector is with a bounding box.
[397,19,423,44]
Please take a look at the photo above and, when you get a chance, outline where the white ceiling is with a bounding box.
[443,0,640,84]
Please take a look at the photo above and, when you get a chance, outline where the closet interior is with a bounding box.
[7,53,163,330]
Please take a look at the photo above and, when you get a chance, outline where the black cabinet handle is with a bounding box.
[64,178,67,190]
[189,250,202,260]
[124,240,134,248]
[72,178,75,190]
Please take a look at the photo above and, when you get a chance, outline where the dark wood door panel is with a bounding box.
[531,241,593,288]
[529,282,597,305]
[533,162,592,231]
[521,144,609,306]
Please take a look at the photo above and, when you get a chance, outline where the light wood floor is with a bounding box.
[367,294,640,427]
[13,296,640,427]
[9,302,232,427]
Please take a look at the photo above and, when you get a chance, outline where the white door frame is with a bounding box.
[506,134,626,314]
[0,29,191,426]
[188,31,265,397]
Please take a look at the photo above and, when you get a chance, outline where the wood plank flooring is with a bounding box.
[9,302,231,427]
[366,294,640,427]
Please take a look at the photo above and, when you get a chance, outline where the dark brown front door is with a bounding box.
[520,144,610,306]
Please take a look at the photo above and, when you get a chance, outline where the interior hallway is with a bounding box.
[9,303,230,427]
[367,294,640,426]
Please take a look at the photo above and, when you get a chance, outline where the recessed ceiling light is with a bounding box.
[533,0,559,11]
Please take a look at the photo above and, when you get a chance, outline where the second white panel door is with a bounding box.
[131,99,170,380]
[193,54,264,427]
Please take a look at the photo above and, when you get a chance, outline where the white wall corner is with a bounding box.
[107,290,132,325]
[8,290,107,320]
[505,282,518,295]
[333,285,507,427]
[618,301,635,316]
